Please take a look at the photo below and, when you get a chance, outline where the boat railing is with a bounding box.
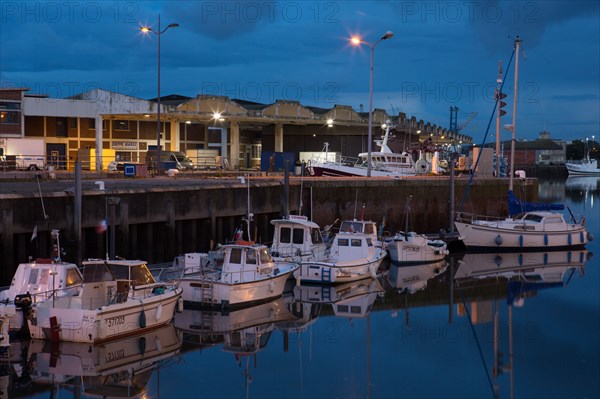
[28,284,83,304]
[455,212,508,224]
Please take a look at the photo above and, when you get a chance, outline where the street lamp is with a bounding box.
[351,31,394,177]
[140,15,179,173]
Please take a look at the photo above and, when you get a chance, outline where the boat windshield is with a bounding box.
[105,262,156,285]
[259,248,271,263]
[311,228,324,244]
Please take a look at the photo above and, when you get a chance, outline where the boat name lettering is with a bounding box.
[82,314,95,324]
[259,267,271,275]
[404,245,421,253]
[106,349,126,363]
[106,315,125,327]
[402,275,421,283]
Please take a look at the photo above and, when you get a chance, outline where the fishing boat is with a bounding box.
[0,257,83,335]
[307,123,416,177]
[387,197,448,264]
[566,139,600,175]
[454,37,594,251]
[339,218,384,249]
[170,243,298,309]
[269,215,328,263]
[28,259,182,343]
[295,231,387,284]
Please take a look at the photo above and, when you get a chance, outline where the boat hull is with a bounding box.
[454,221,589,251]
[387,235,448,264]
[295,255,385,284]
[566,161,600,175]
[310,164,416,178]
[28,288,182,343]
[178,266,296,309]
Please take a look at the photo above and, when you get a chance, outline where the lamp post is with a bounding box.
[140,15,179,173]
[351,31,394,177]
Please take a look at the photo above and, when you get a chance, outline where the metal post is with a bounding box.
[367,45,374,177]
[156,15,162,174]
[74,160,82,265]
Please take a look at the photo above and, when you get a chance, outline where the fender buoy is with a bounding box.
[519,235,524,247]
[544,253,548,265]
[544,234,548,246]
[139,310,147,328]
[155,304,163,322]
[495,235,503,246]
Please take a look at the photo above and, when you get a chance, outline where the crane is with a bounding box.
[449,107,477,134]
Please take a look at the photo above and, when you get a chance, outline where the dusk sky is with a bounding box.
[1,1,599,143]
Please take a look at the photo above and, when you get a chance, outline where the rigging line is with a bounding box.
[457,288,497,398]
[458,48,516,214]
[35,173,48,221]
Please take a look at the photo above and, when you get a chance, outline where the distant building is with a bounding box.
[498,131,566,166]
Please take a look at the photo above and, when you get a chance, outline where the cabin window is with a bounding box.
[337,305,349,313]
[366,238,373,247]
[364,224,376,235]
[28,269,39,285]
[66,268,83,287]
[351,239,362,247]
[39,269,50,285]
[230,248,242,264]
[246,249,257,264]
[351,306,362,314]
[311,228,323,244]
[545,217,562,224]
[523,214,543,223]
[280,227,291,243]
[338,238,349,246]
[293,228,304,244]
[259,248,271,263]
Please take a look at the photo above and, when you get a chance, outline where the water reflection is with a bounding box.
[3,324,182,398]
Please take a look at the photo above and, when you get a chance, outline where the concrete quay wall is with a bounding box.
[0,174,537,284]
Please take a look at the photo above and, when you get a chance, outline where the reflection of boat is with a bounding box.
[454,250,589,283]
[173,295,296,337]
[19,324,181,398]
[387,260,448,294]
[295,232,387,283]
[172,243,298,309]
[28,259,182,343]
[307,124,416,177]
[564,176,599,191]
[293,278,384,318]
[269,215,328,263]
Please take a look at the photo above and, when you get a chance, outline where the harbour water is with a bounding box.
[4,177,599,399]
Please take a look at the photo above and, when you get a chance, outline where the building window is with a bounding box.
[69,118,77,129]
[114,120,130,131]
[89,118,96,129]
[0,111,19,124]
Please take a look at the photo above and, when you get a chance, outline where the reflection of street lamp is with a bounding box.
[140,16,179,173]
[184,120,191,150]
[351,31,394,177]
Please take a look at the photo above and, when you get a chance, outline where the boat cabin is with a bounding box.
[331,233,376,262]
[509,212,569,231]
[270,215,326,259]
[340,220,377,236]
[221,244,275,284]
[0,259,83,304]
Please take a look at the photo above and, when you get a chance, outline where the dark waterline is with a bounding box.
[7,177,600,399]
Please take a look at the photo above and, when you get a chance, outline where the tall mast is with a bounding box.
[509,36,521,191]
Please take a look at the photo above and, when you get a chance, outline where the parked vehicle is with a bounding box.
[145,150,194,170]
[0,138,45,170]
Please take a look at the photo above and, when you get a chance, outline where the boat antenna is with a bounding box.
[353,188,359,220]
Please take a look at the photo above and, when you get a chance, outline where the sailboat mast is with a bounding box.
[509,36,521,191]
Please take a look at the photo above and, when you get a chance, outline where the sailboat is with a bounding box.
[454,37,594,251]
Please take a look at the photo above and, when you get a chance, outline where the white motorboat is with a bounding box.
[28,259,182,343]
[295,232,387,283]
[171,243,298,309]
[307,124,416,178]
[387,260,448,294]
[0,257,83,334]
[566,159,600,175]
[269,215,328,263]
[387,196,448,263]
[455,37,593,251]
[388,232,448,264]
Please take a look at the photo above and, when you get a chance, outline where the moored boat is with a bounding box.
[28,259,182,343]
[295,232,387,284]
[566,158,600,175]
[307,123,416,178]
[269,215,328,263]
[171,243,298,309]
